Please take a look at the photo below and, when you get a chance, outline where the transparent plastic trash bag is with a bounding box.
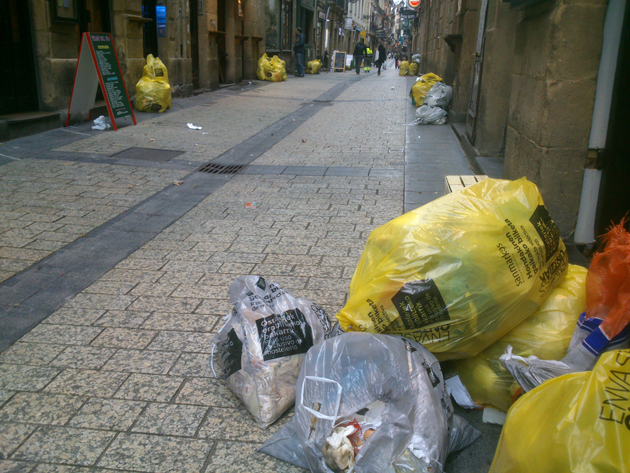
[259,333,480,473]
[211,276,333,428]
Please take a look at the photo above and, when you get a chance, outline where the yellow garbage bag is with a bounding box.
[135,54,171,113]
[410,73,443,107]
[336,178,568,360]
[449,264,587,411]
[409,62,419,76]
[399,61,410,76]
[256,54,287,82]
[306,59,322,74]
[489,349,630,473]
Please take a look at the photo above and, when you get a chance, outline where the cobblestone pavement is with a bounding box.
[0,65,500,473]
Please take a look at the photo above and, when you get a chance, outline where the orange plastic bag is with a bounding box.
[585,219,630,339]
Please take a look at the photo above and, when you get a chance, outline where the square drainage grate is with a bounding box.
[197,163,245,174]
[110,147,184,162]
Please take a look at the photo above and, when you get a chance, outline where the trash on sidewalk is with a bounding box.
[187,123,202,130]
[447,265,587,412]
[445,375,480,409]
[412,105,447,125]
[91,115,111,130]
[259,333,481,472]
[336,178,568,361]
[501,220,630,392]
[424,82,453,109]
[306,60,322,74]
[409,73,442,107]
[211,276,333,428]
[256,54,287,82]
[135,54,172,113]
[245,202,257,209]
[399,61,410,76]
[482,407,506,425]
[489,349,630,473]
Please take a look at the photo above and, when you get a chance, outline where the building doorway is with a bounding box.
[217,0,227,83]
[189,0,200,89]
[79,0,111,35]
[596,2,630,235]
[0,0,38,114]
[142,0,159,58]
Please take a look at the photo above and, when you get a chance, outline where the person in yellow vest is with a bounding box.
[363,47,372,73]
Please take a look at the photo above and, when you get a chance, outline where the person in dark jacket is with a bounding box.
[293,27,306,77]
[375,43,387,75]
[353,38,367,75]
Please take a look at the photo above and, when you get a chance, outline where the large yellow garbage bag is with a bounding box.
[449,264,587,411]
[489,349,630,473]
[306,59,322,74]
[408,62,419,76]
[399,61,410,76]
[410,73,443,107]
[256,54,287,82]
[135,54,171,113]
[336,178,568,360]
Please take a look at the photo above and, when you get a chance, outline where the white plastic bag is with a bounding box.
[259,333,480,472]
[211,276,334,428]
[415,104,447,125]
[423,82,453,110]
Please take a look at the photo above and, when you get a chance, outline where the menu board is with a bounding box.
[66,33,136,130]
[332,51,346,72]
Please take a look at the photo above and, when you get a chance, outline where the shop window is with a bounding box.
[265,0,279,49]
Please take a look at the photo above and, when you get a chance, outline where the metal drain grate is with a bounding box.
[312,99,332,103]
[110,147,184,162]
[197,163,245,174]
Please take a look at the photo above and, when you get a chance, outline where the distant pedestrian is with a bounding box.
[364,46,372,73]
[375,43,387,75]
[353,38,367,75]
[293,27,305,77]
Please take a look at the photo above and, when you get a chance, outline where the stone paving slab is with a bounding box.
[0,68,501,473]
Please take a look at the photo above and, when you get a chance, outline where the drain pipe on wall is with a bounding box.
[574,0,627,244]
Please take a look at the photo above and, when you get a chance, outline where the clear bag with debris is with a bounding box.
[211,276,334,429]
[415,104,447,125]
[423,82,453,110]
[259,333,480,472]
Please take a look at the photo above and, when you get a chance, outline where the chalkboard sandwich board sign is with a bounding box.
[332,51,346,72]
[66,32,137,130]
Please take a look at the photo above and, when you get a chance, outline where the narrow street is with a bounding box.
[0,65,499,472]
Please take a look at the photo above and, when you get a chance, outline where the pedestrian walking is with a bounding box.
[364,46,372,73]
[353,38,367,75]
[375,43,387,75]
[293,27,305,77]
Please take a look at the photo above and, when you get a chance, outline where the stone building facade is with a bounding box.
[2,0,267,119]
[409,0,629,242]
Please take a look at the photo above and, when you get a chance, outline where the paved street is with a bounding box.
[0,63,500,473]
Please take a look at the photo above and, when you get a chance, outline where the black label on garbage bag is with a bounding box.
[529,205,560,263]
[426,366,441,387]
[256,277,267,291]
[392,279,450,330]
[222,328,243,377]
[256,309,314,361]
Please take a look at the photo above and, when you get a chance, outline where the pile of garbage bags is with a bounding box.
[399,60,410,76]
[135,54,171,113]
[409,74,453,125]
[256,53,287,82]
[306,60,322,74]
[208,176,630,473]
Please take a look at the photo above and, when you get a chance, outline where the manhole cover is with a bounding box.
[110,147,184,162]
[197,163,245,174]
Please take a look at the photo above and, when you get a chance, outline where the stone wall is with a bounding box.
[504,0,607,237]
